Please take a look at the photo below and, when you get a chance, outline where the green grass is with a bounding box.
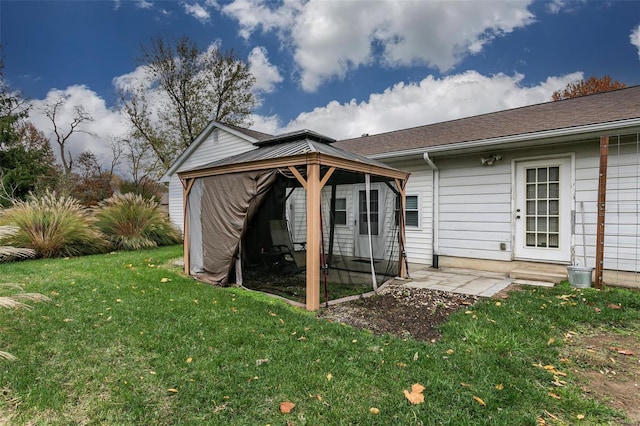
[1,245,639,425]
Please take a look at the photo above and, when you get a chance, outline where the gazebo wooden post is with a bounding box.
[395,178,409,278]
[306,161,321,310]
[181,177,195,275]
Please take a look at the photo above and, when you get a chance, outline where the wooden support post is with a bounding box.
[395,178,409,278]
[182,178,195,275]
[328,184,337,266]
[595,136,608,289]
[305,162,321,310]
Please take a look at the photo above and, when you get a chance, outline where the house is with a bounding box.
[161,121,273,232]
[334,86,640,287]
[163,86,640,289]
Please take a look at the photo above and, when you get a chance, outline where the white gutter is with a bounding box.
[423,152,439,263]
[369,118,640,160]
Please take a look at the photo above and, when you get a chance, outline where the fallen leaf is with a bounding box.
[594,307,601,313]
[413,352,419,361]
[326,373,332,381]
[279,401,295,414]
[186,357,193,363]
[460,383,472,388]
[547,337,555,345]
[396,362,407,368]
[537,416,546,425]
[256,358,269,366]
[609,346,634,355]
[160,278,171,283]
[473,396,486,406]
[577,414,585,420]
[495,301,502,306]
[403,383,425,405]
[167,388,178,393]
[446,349,454,355]
[548,392,561,399]
[495,384,504,390]
[607,303,622,310]
[63,318,73,322]
[370,407,380,414]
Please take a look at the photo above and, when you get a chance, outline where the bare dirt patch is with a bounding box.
[562,329,640,424]
[318,284,479,341]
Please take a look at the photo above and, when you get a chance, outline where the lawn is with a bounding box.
[1,245,639,425]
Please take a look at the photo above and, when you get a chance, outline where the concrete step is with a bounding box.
[509,268,566,283]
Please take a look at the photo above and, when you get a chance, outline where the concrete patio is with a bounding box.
[403,267,555,297]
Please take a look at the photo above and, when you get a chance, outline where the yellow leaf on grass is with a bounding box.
[473,396,486,406]
[160,278,171,283]
[577,414,585,420]
[403,383,425,405]
[186,357,192,363]
[547,337,555,345]
[370,407,380,414]
[495,384,504,390]
[167,388,178,393]
[326,373,332,381]
[279,401,295,414]
[548,392,561,399]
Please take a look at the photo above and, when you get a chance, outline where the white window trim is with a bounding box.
[405,193,421,229]
[334,196,348,227]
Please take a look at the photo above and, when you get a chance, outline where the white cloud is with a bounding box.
[631,25,640,59]
[545,0,587,14]
[29,86,129,171]
[183,2,210,23]
[136,0,153,10]
[252,71,583,140]
[223,0,536,92]
[221,0,302,39]
[248,47,283,93]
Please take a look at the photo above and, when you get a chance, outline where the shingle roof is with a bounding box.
[334,86,640,156]
[223,122,273,141]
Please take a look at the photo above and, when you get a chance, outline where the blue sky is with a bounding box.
[1,0,639,170]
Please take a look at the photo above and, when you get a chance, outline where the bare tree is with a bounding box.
[42,96,94,174]
[119,35,257,173]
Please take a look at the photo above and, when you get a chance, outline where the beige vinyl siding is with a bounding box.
[167,129,257,232]
[437,157,512,261]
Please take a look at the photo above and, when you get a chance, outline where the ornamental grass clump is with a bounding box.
[95,192,181,251]
[0,192,108,258]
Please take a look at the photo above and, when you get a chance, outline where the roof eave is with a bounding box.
[367,118,640,160]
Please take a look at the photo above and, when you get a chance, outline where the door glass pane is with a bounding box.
[524,165,561,250]
[358,190,378,236]
[537,200,547,215]
[526,169,536,183]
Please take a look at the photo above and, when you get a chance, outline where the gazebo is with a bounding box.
[178,130,410,310]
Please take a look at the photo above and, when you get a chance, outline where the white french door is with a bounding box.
[353,184,385,259]
[514,158,572,262]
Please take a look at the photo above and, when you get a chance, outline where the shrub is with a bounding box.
[0,225,34,262]
[0,192,108,258]
[94,192,181,251]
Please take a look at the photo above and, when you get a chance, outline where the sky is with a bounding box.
[1,0,639,176]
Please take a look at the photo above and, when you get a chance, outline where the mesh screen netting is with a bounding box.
[238,169,403,305]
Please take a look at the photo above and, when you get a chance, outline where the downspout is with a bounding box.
[423,152,439,268]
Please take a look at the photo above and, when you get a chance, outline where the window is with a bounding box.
[395,195,419,227]
[334,197,347,225]
[405,195,419,227]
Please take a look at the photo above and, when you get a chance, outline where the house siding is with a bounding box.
[575,135,640,272]
[385,159,433,265]
[167,129,257,232]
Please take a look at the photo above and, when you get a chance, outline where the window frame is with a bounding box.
[396,194,420,228]
[333,196,348,226]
